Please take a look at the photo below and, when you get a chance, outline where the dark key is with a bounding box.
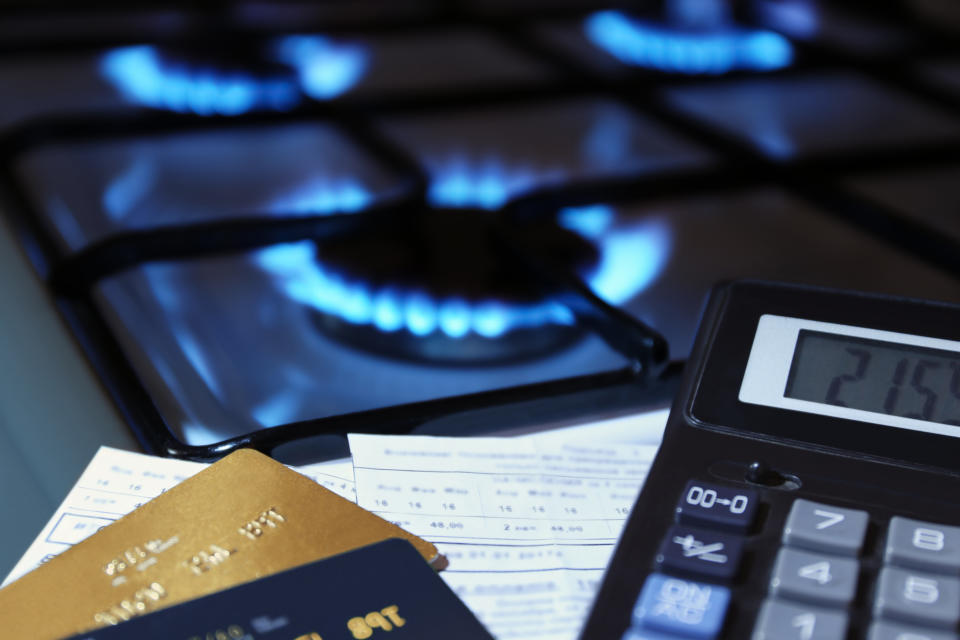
[676,481,759,533]
[657,525,743,581]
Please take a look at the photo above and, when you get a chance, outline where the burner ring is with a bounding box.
[310,310,583,366]
[302,209,599,364]
[255,206,672,365]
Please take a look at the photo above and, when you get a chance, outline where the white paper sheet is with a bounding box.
[348,433,660,640]
[1,447,356,586]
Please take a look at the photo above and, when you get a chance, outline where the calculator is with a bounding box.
[579,280,960,640]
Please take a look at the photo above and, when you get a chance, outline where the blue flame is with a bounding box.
[255,205,670,341]
[266,179,373,215]
[272,35,368,100]
[254,241,575,340]
[101,45,300,115]
[428,157,565,209]
[584,10,793,74]
[559,205,671,305]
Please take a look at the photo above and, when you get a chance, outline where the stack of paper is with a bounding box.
[2,410,667,640]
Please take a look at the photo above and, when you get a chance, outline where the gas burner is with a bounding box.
[427,155,566,210]
[100,35,368,115]
[271,35,369,101]
[255,204,672,365]
[101,42,300,115]
[585,10,793,75]
[265,177,374,215]
[258,210,594,364]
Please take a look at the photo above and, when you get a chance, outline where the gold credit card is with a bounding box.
[0,449,442,640]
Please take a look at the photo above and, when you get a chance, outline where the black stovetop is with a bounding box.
[1,0,958,462]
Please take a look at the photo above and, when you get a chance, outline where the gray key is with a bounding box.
[868,621,960,640]
[886,517,960,576]
[752,599,848,640]
[874,566,960,629]
[770,547,859,607]
[783,499,869,556]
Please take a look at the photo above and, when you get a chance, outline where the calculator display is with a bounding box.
[739,315,960,438]
[785,331,960,427]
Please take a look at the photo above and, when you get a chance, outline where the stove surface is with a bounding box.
[1,0,958,464]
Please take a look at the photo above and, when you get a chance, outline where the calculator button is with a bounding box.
[676,481,759,532]
[657,525,743,581]
[752,599,848,640]
[886,517,960,576]
[782,499,868,556]
[769,547,859,607]
[632,573,730,639]
[868,621,960,640]
[874,566,960,629]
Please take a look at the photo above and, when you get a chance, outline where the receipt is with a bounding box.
[348,432,660,640]
[1,447,355,586]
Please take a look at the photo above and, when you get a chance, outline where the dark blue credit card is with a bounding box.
[65,539,493,640]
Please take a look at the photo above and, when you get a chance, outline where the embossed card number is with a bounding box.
[184,507,285,576]
[92,508,287,627]
[103,536,179,580]
[286,605,407,640]
[347,605,406,638]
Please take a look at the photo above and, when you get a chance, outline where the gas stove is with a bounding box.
[1,0,959,469]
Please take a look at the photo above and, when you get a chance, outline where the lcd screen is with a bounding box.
[785,331,960,427]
